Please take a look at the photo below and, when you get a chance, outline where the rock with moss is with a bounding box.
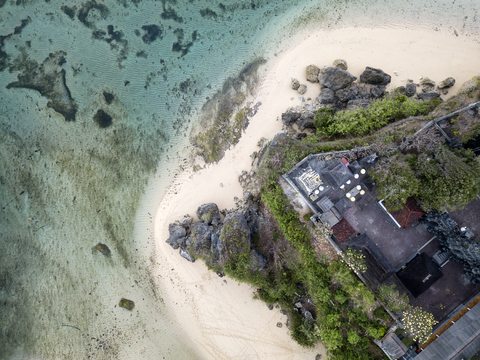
[419,77,436,92]
[306,65,320,83]
[291,78,300,90]
[95,243,111,256]
[438,77,455,89]
[360,66,391,86]
[119,298,134,310]
[319,67,357,91]
[297,84,307,94]
[333,59,348,70]
[186,221,213,257]
[219,212,251,258]
[250,249,267,271]
[196,203,221,225]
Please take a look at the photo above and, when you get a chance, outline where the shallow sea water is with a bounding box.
[0,0,479,359]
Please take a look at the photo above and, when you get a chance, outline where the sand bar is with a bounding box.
[148,26,480,359]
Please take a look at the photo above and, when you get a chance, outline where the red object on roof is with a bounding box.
[332,218,356,244]
[341,157,349,166]
[387,197,425,229]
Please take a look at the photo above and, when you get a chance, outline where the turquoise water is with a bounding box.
[0,0,479,359]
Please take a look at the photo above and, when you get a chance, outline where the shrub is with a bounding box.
[316,95,440,138]
[313,108,335,131]
[373,307,391,321]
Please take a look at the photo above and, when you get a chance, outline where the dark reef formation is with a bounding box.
[6,51,78,121]
[94,109,113,128]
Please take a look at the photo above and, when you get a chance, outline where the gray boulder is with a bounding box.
[179,214,193,229]
[360,67,391,85]
[318,67,357,91]
[335,87,358,102]
[299,113,316,130]
[166,224,187,249]
[297,84,307,95]
[405,82,416,97]
[196,203,221,225]
[186,221,212,254]
[250,249,267,271]
[281,111,301,126]
[210,230,224,260]
[306,65,320,83]
[180,248,195,262]
[370,85,386,98]
[318,88,334,104]
[291,78,300,90]
[333,59,348,70]
[418,91,441,101]
[438,77,455,89]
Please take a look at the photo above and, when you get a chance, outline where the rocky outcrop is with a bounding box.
[196,203,221,226]
[438,77,455,89]
[297,84,307,95]
[360,67,391,86]
[318,67,357,91]
[333,59,348,70]
[281,111,301,126]
[306,65,320,83]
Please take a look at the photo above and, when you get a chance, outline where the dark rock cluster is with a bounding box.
[282,60,455,132]
[165,197,267,272]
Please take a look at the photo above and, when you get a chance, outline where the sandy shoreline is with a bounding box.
[145,26,480,359]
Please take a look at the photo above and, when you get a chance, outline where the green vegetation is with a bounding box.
[376,284,409,313]
[371,146,480,211]
[314,94,441,138]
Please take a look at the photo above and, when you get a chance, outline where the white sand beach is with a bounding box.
[146,26,480,359]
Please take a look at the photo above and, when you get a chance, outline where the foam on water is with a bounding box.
[0,0,479,359]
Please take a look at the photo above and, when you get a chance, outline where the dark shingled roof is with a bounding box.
[397,252,443,298]
[345,233,395,287]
